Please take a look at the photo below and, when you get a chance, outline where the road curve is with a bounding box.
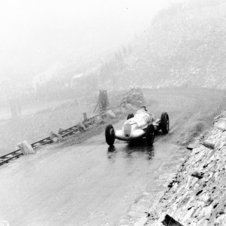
[0,88,225,226]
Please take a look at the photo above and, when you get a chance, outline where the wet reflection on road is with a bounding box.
[0,139,158,226]
[107,140,155,162]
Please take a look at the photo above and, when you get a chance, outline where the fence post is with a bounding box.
[83,112,88,121]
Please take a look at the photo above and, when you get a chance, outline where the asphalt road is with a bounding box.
[0,88,225,226]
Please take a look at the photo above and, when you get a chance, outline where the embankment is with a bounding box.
[145,111,226,225]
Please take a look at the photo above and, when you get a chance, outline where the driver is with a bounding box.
[136,105,148,114]
[133,106,151,126]
[135,106,155,124]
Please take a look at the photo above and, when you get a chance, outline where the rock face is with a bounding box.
[146,110,226,226]
[120,88,145,109]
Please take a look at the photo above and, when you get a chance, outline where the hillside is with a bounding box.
[11,0,226,108]
[1,0,226,154]
[130,0,226,88]
[95,0,226,90]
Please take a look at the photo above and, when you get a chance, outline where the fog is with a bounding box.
[0,0,172,82]
[0,0,183,154]
[1,1,226,225]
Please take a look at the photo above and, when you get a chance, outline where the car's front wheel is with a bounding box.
[161,112,169,134]
[105,124,115,146]
[146,124,155,146]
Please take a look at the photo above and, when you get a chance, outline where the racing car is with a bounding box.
[105,106,169,146]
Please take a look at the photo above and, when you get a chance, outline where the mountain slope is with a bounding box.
[104,0,226,89]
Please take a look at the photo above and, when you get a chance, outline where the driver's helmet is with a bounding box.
[140,106,147,112]
[136,105,148,114]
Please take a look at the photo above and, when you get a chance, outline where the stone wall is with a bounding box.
[146,111,226,226]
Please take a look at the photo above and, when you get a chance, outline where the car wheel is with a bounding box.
[161,112,169,134]
[127,113,134,120]
[146,124,155,145]
[105,124,115,146]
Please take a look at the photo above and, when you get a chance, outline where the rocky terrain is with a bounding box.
[142,111,226,226]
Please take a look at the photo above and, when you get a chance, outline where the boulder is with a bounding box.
[162,214,183,226]
[119,88,145,109]
[106,110,116,118]
[215,120,226,131]
[18,140,36,155]
[191,171,203,179]
[202,141,215,149]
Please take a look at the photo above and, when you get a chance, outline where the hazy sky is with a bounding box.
[0,0,173,81]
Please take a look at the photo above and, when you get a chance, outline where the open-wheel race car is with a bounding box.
[105,106,169,146]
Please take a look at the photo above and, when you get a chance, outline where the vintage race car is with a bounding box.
[105,107,169,146]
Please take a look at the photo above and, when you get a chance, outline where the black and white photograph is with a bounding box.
[0,0,225,225]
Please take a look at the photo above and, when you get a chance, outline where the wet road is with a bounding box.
[0,88,226,226]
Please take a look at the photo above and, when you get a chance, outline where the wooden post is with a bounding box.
[93,90,110,113]
[83,112,88,121]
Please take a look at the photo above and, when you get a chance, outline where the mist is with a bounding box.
[0,0,171,82]
[0,0,180,154]
[1,1,226,225]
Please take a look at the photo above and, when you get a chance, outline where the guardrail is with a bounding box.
[0,111,108,167]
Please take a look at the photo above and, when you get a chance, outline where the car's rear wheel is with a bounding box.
[146,124,155,145]
[127,113,134,120]
[105,124,115,146]
[161,112,169,134]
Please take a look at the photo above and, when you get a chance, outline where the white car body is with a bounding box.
[105,109,169,146]
[115,110,156,141]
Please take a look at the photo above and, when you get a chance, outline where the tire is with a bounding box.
[105,124,115,146]
[161,112,169,134]
[127,113,134,120]
[146,124,155,146]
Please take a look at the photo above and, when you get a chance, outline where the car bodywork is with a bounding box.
[115,112,153,141]
[105,110,169,146]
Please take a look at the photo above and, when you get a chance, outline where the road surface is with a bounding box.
[0,88,225,226]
